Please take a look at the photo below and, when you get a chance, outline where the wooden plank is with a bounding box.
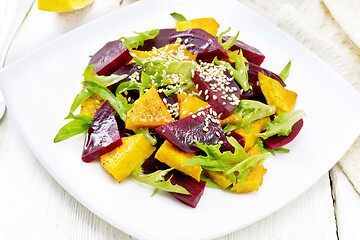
[216,174,337,240]
[331,164,360,240]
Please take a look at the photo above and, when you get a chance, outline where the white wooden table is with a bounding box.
[1,0,359,239]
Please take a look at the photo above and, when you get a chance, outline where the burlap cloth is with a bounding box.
[239,0,360,193]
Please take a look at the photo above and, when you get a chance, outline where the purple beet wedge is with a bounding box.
[167,170,206,208]
[89,40,132,76]
[222,36,265,66]
[240,62,286,100]
[106,63,143,93]
[82,101,122,162]
[136,28,176,51]
[156,107,227,153]
[192,69,241,119]
[168,28,229,62]
[141,155,169,174]
[113,62,143,78]
[263,119,304,150]
[141,157,206,208]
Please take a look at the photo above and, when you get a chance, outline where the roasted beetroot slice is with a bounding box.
[136,28,176,51]
[168,28,229,62]
[89,40,132,76]
[115,114,135,138]
[263,119,304,150]
[142,158,206,208]
[141,156,169,174]
[82,101,122,162]
[192,70,240,119]
[240,62,286,100]
[156,107,227,153]
[113,62,143,77]
[168,171,206,208]
[106,63,143,93]
[222,36,265,66]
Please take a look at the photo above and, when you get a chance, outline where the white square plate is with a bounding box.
[1,0,360,239]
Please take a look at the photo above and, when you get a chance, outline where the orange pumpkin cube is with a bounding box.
[177,93,209,119]
[130,42,197,62]
[175,18,220,37]
[234,117,270,151]
[258,72,297,112]
[126,86,173,130]
[80,94,105,118]
[155,140,202,181]
[220,114,243,126]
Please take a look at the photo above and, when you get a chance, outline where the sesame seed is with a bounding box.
[213,95,218,100]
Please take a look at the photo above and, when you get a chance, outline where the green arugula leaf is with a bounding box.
[213,52,250,91]
[134,128,157,146]
[65,88,93,119]
[170,12,187,22]
[224,100,276,133]
[279,60,291,81]
[266,147,290,156]
[131,165,190,195]
[84,81,131,122]
[183,137,262,184]
[65,65,127,119]
[218,28,240,50]
[54,115,93,143]
[256,110,305,139]
[218,27,231,46]
[224,152,269,183]
[120,29,159,49]
[83,65,127,87]
[115,81,141,96]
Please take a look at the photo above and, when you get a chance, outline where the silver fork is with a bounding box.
[0,0,35,120]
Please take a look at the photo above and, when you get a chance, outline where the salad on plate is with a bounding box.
[54,13,305,208]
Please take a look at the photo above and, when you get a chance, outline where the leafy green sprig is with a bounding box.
[223,100,276,133]
[131,164,190,195]
[256,110,305,139]
[120,29,159,50]
[183,137,269,184]
[213,50,250,91]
